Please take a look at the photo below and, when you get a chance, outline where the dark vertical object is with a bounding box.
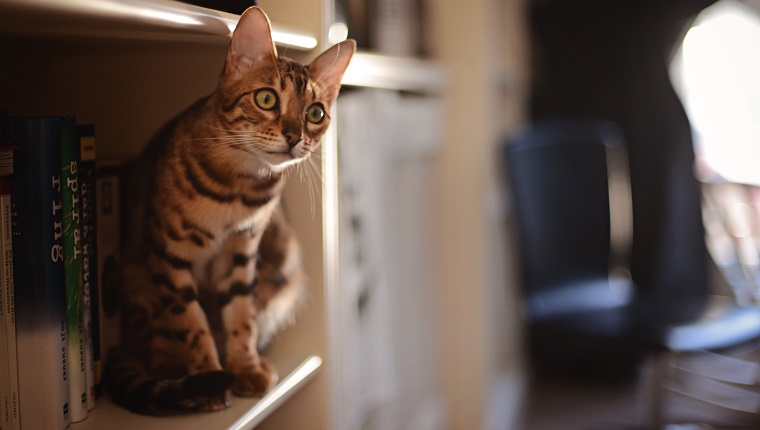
[504,121,642,378]
[528,0,716,323]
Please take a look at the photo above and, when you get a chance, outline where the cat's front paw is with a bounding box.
[230,358,278,397]
[183,370,235,413]
[198,391,232,412]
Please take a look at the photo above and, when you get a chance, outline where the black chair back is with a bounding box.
[504,121,633,324]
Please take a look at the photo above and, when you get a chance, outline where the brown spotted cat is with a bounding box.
[105,7,354,415]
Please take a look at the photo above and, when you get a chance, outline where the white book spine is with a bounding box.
[0,231,10,430]
[0,191,17,430]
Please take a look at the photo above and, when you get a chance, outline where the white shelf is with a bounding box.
[343,52,445,94]
[71,355,322,430]
[0,0,317,48]
[0,1,442,93]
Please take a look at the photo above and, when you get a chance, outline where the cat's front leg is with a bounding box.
[216,229,277,397]
[120,255,231,412]
[147,257,224,377]
[223,290,278,398]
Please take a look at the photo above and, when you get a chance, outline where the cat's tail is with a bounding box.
[105,353,235,415]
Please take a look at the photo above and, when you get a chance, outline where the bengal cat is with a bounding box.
[105,7,354,415]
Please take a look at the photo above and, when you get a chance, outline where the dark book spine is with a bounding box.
[10,117,70,430]
[94,164,122,385]
[77,124,97,409]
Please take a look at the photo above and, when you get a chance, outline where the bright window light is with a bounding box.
[673,0,760,185]
[328,22,349,44]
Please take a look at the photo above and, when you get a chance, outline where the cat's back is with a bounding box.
[121,96,211,255]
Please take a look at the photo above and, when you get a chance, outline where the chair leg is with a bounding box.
[638,352,668,429]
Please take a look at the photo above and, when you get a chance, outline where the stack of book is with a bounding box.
[1,114,122,430]
[335,0,432,57]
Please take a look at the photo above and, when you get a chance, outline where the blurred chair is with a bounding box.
[503,120,760,428]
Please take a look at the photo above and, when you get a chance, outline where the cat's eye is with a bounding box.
[255,89,278,110]
[306,104,325,124]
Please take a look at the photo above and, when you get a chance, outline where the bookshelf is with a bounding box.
[0,0,316,46]
[73,356,322,430]
[0,0,444,429]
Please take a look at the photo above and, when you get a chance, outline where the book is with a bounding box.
[10,117,70,430]
[0,115,7,430]
[78,124,97,411]
[372,0,420,57]
[0,127,12,430]
[0,176,21,430]
[94,162,122,392]
[0,149,19,430]
[0,114,19,430]
[61,117,88,423]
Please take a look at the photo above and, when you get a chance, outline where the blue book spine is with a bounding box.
[10,117,70,430]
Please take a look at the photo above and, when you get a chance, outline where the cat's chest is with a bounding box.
[184,192,280,237]
[158,155,285,235]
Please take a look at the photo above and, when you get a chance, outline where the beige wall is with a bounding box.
[429,0,529,428]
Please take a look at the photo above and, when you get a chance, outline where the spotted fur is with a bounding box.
[105,7,354,415]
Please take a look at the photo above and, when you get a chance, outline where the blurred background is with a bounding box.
[289,0,760,428]
[314,0,760,429]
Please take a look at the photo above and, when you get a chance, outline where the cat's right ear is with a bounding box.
[226,7,278,80]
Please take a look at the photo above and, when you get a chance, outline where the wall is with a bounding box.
[429,0,529,428]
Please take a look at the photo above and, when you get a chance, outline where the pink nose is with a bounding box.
[284,129,302,147]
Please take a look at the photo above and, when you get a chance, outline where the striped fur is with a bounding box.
[107,7,355,414]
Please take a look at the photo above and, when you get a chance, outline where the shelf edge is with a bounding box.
[0,0,317,49]
[342,51,446,94]
[226,355,323,430]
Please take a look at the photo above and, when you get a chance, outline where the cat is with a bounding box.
[105,6,354,415]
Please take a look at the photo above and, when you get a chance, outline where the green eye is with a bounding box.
[306,104,325,124]
[255,89,277,110]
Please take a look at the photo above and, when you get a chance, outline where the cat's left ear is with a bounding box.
[309,40,356,102]
[226,7,278,80]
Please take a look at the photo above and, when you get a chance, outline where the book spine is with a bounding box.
[95,164,122,376]
[61,117,87,423]
[372,0,419,57]
[11,117,70,430]
[0,177,10,430]
[78,124,96,410]
[0,183,19,430]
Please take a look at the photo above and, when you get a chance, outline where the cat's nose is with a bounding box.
[283,128,303,148]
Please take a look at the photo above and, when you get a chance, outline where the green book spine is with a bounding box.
[61,116,87,423]
[78,124,96,411]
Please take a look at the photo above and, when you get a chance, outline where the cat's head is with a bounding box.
[216,7,355,172]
